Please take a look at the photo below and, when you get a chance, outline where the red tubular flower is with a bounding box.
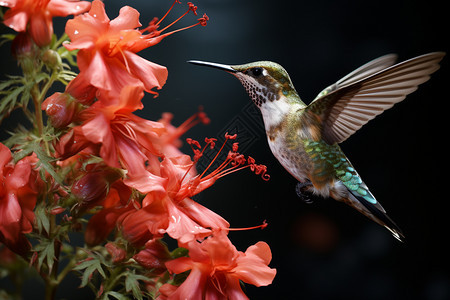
[120,154,229,246]
[1,0,91,47]
[159,233,276,300]
[0,143,39,256]
[55,85,166,176]
[64,0,208,97]
[121,134,270,246]
[63,0,166,96]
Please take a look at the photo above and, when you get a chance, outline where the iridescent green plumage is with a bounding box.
[304,139,374,204]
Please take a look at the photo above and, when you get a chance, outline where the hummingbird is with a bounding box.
[188,52,445,241]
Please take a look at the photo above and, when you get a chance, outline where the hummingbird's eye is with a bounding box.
[250,67,263,77]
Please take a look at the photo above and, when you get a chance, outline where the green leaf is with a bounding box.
[0,84,25,121]
[0,33,15,47]
[13,139,64,185]
[34,203,50,235]
[124,271,152,300]
[102,291,130,300]
[170,247,188,259]
[73,253,107,288]
[33,238,55,272]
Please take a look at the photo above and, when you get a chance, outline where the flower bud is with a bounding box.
[42,92,81,128]
[71,169,121,211]
[105,242,127,263]
[133,239,170,273]
[42,49,62,70]
[11,32,39,74]
[11,32,35,59]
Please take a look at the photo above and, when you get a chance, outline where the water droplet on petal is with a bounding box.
[74,30,79,35]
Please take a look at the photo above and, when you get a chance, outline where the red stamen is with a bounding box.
[198,14,209,26]
[178,134,270,199]
[156,0,181,26]
[199,134,232,178]
[188,2,198,15]
[225,220,268,231]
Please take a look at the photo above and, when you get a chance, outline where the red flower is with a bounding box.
[0,143,39,256]
[64,0,208,97]
[121,134,270,246]
[159,233,276,300]
[64,0,168,96]
[120,154,228,246]
[1,0,91,46]
[55,85,166,176]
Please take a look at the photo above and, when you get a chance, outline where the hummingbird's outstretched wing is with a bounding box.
[313,54,398,98]
[307,52,445,145]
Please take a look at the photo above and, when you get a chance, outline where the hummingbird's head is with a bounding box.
[188,60,299,108]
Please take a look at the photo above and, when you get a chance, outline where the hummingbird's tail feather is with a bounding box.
[345,190,405,242]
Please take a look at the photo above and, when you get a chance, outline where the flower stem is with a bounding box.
[31,85,45,137]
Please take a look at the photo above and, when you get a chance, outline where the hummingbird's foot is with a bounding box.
[296,181,314,204]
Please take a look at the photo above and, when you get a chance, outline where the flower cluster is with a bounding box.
[0,0,275,298]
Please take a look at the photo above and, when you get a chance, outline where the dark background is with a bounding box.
[1,0,449,299]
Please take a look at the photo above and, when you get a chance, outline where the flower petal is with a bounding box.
[87,0,109,22]
[124,170,167,195]
[233,242,276,287]
[223,276,250,300]
[109,5,141,32]
[3,9,28,32]
[47,0,91,17]
[7,158,31,189]
[29,13,53,46]
[165,200,212,243]
[164,256,194,274]
[168,268,206,300]
[0,143,12,171]
[124,51,168,95]
[245,241,273,265]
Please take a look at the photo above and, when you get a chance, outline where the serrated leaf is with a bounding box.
[124,271,153,300]
[74,254,107,288]
[0,85,25,118]
[33,238,55,272]
[35,203,50,235]
[102,291,130,300]
[26,141,63,184]
[0,78,21,91]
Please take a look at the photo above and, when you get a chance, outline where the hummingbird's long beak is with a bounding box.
[188,60,237,73]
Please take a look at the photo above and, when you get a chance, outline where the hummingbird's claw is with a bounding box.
[296,181,314,204]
